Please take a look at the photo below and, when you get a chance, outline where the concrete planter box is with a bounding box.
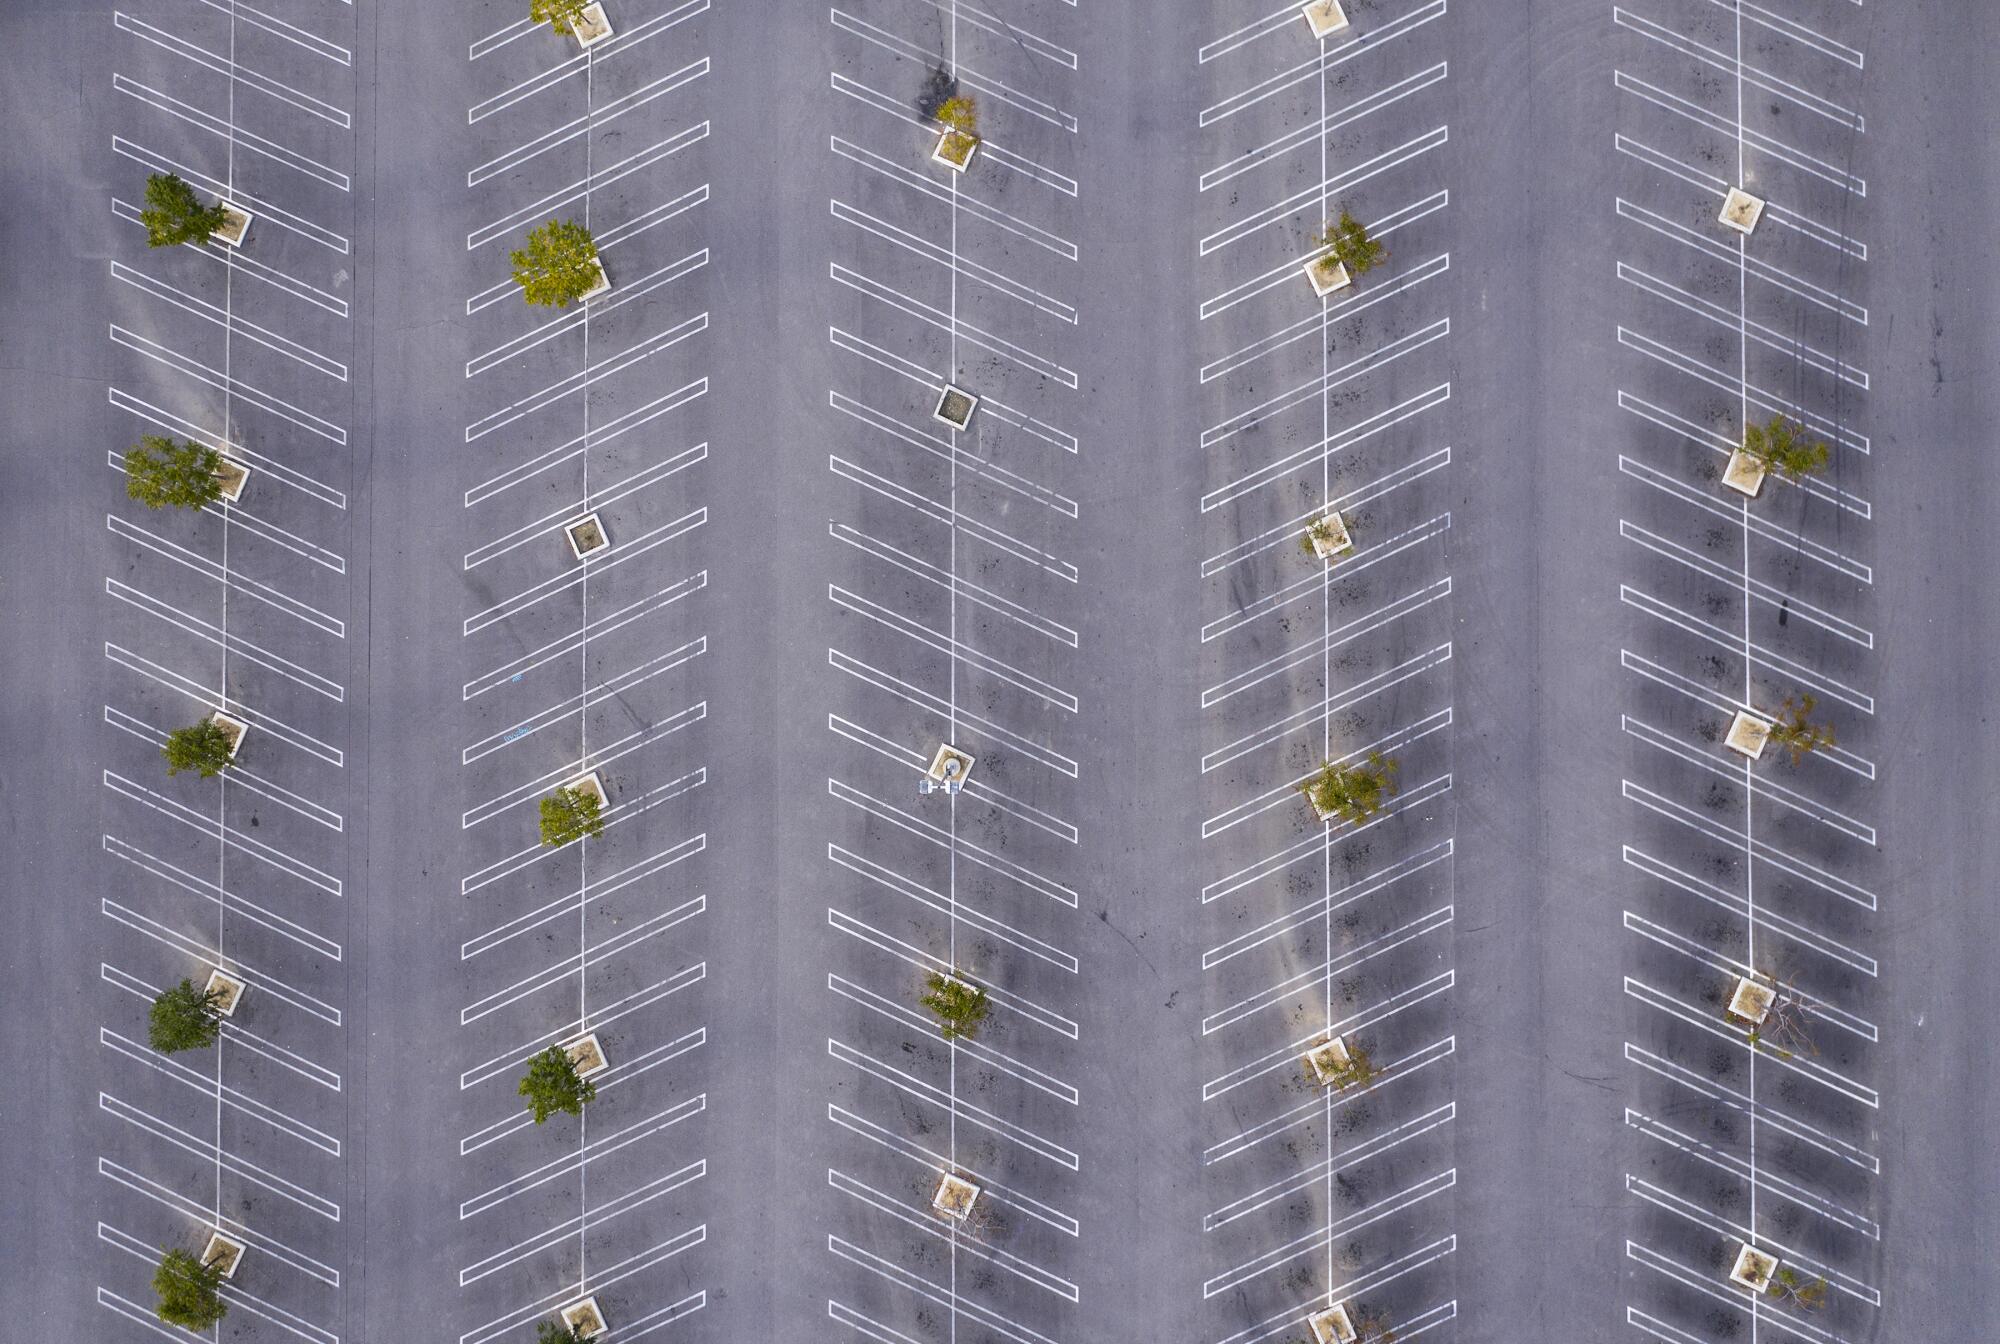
[1727,976,1773,1025]
[932,1173,981,1221]
[211,205,252,248]
[1304,1036,1351,1085]
[1304,257,1352,297]
[573,2,614,47]
[566,770,605,808]
[934,384,978,430]
[927,744,976,790]
[1300,0,1350,38]
[1307,512,1353,560]
[213,456,250,503]
[561,1297,607,1338]
[932,129,978,173]
[210,711,249,762]
[1730,1243,1778,1292]
[1722,448,1767,498]
[565,1031,609,1078]
[578,257,611,302]
[1725,710,1771,760]
[1308,1305,1357,1344]
[205,968,247,1017]
[1719,188,1765,236]
[564,512,610,560]
[202,1229,246,1279]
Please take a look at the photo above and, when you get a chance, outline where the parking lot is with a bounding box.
[5,0,1998,1340]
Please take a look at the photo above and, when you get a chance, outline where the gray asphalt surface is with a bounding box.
[2,0,1995,1342]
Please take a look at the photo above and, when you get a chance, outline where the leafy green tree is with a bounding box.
[142,173,230,248]
[531,0,590,34]
[126,435,224,511]
[149,979,226,1053]
[538,1321,593,1344]
[153,1246,228,1330]
[1766,693,1834,766]
[1315,209,1385,278]
[1300,751,1399,824]
[1741,415,1829,481]
[937,95,978,136]
[163,718,237,778]
[510,219,602,308]
[920,973,990,1041]
[539,784,605,846]
[519,1044,597,1122]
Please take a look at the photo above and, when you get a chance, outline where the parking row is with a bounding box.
[92,3,360,1341]
[449,3,718,1342]
[1196,5,1460,1344]
[1608,1,1882,1340]
[815,2,1088,1343]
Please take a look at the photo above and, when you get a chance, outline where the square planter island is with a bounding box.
[1308,1304,1358,1344]
[1718,187,1765,236]
[211,204,253,248]
[932,128,978,173]
[1724,709,1772,760]
[1306,512,1353,560]
[1300,0,1350,38]
[202,1229,246,1279]
[1303,257,1352,297]
[1721,448,1767,498]
[1727,976,1773,1025]
[932,1173,981,1222]
[561,1297,608,1338]
[573,2,615,47]
[209,710,250,763]
[565,1031,609,1078]
[934,384,979,431]
[926,743,977,791]
[213,455,251,503]
[1303,1036,1352,1085]
[564,512,611,560]
[205,968,248,1017]
[1730,1243,1778,1293]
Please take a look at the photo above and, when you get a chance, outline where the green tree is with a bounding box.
[538,1321,593,1344]
[937,95,978,136]
[531,0,589,34]
[519,1044,597,1123]
[1300,751,1399,824]
[511,219,602,308]
[920,973,989,1041]
[1741,415,1829,481]
[163,718,237,778]
[1766,693,1834,765]
[142,173,230,248]
[153,1247,228,1330]
[539,784,605,846]
[126,435,224,511]
[149,979,225,1053]
[1771,1267,1828,1309]
[1315,209,1385,278]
